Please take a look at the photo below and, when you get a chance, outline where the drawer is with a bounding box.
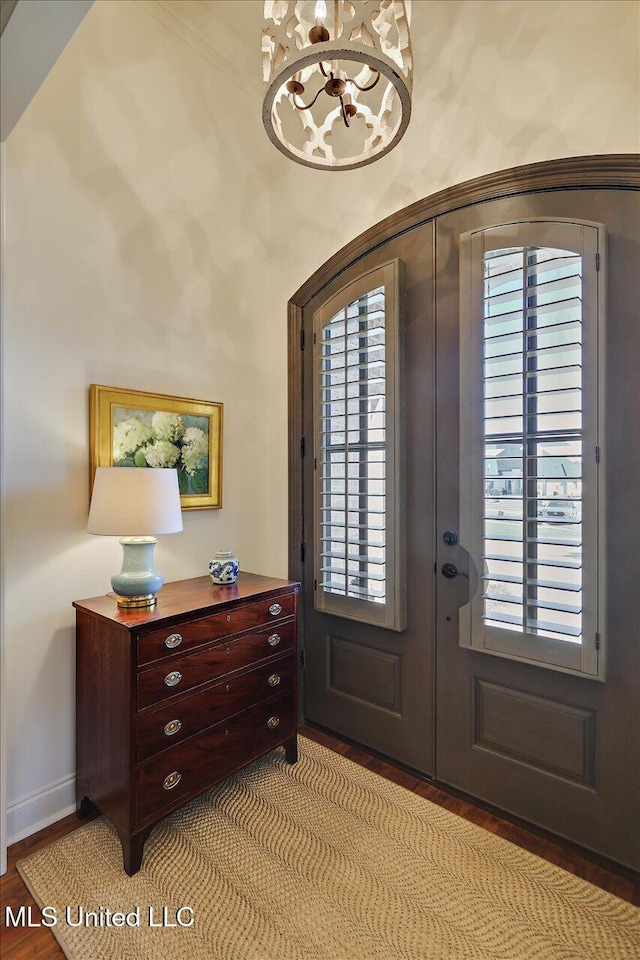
[136,655,296,761]
[137,592,296,666]
[137,621,295,710]
[136,693,295,823]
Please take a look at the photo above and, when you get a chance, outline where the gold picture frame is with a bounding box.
[90,385,223,510]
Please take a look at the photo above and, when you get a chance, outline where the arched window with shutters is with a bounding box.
[312,260,406,631]
[459,220,606,678]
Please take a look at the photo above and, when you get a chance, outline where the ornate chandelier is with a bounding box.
[262,1,412,171]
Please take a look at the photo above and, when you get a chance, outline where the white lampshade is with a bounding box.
[88,467,183,536]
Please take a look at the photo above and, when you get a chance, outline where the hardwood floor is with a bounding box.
[1,725,637,960]
[0,809,99,960]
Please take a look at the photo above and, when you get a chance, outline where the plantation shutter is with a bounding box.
[459,221,605,678]
[313,260,406,630]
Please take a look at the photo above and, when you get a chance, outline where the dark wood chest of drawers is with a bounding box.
[74,573,299,875]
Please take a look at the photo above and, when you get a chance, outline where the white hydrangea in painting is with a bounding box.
[113,418,153,461]
[151,412,185,443]
[181,427,208,476]
[112,405,210,495]
[142,440,180,468]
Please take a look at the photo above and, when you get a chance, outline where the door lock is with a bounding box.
[443,531,458,546]
[441,563,459,579]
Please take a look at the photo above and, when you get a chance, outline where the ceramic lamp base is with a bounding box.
[112,537,164,607]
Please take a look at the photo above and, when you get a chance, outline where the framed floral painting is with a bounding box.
[90,385,223,510]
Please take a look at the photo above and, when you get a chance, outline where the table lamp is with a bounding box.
[88,467,183,608]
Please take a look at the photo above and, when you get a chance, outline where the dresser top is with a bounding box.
[73,572,299,629]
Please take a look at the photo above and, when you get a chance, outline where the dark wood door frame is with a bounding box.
[288,155,640,602]
[288,154,640,867]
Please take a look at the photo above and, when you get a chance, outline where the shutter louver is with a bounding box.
[319,287,387,604]
[482,246,584,644]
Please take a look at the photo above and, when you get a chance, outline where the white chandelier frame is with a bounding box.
[262,2,412,171]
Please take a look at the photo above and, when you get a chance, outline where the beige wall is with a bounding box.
[3,0,639,839]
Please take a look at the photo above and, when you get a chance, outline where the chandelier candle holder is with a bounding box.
[262,0,412,170]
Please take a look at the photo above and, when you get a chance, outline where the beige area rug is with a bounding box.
[18,737,639,960]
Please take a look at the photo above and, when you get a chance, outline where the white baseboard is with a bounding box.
[7,773,76,845]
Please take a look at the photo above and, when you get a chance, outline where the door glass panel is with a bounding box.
[482,246,584,644]
[319,286,387,603]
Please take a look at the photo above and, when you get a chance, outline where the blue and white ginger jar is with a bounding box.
[209,550,240,584]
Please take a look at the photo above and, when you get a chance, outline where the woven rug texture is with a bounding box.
[18,736,639,960]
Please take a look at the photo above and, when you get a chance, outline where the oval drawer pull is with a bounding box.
[164,719,182,737]
[163,770,182,791]
[267,715,280,730]
[267,674,281,687]
[267,633,281,647]
[269,603,282,617]
[164,670,183,688]
[164,633,183,649]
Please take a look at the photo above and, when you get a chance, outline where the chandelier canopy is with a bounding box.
[262,1,413,171]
